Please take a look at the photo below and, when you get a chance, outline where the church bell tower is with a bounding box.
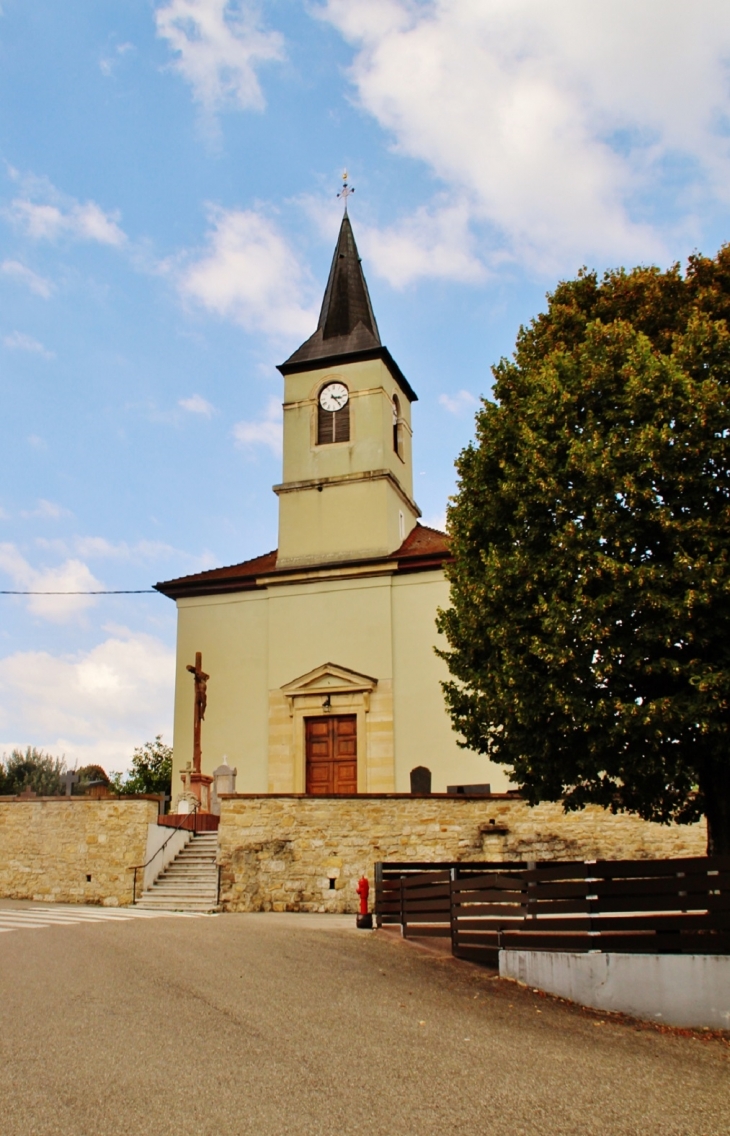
[275,212,420,567]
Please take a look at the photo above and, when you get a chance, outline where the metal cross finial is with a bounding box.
[337,169,354,213]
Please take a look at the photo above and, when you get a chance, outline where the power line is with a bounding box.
[0,589,158,595]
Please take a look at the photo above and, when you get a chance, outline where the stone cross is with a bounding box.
[64,770,80,797]
[186,652,209,774]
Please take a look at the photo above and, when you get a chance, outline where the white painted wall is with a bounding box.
[500,950,730,1029]
[142,823,192,892]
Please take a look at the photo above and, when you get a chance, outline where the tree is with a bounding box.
[110,736,172,797]
[75,765,110,792]
[437,248,730,855]
[0,747,66,795]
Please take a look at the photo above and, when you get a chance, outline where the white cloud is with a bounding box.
[21,499,72,520]
[99,41,135,77]
[233,395,282,456]
[6,172,126,247]
[439,389,479,415]
[3,331,54,359]
[0,629,174,774]
[179,393,215,416]
[178,205,316,338]
[360,200,486,287]
[155,0,283,113]
[0,543,104,622]
[320,0,730,272]
[34,535,216,575]
[1,259,53,298]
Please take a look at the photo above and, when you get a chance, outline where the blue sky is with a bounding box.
[1,0,730,772]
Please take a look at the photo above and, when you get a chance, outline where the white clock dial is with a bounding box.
[319,382,349,412]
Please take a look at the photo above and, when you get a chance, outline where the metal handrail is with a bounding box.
[129,802,201,904]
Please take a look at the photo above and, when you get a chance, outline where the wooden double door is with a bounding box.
[305,715,357,795]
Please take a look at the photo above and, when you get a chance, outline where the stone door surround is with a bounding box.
[273,662,385,793]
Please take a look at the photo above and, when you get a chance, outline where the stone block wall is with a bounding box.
[0,798,160,906]
[217,794,707,914]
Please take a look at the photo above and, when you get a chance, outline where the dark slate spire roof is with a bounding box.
[283,214,381,368]
[278,213,417,401]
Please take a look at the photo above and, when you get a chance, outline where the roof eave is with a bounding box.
[154,547,448,601]
[277,345,418,403]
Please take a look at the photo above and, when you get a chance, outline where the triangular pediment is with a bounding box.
[281,661,378,696]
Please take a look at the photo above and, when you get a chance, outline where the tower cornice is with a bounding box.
[277,344,417,403]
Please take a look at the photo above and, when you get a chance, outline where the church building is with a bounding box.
[157,214,510,798]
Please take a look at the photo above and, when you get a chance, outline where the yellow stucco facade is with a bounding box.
[161,213,507,798]
[169,565,511,794]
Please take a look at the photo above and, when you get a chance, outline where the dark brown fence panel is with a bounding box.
[374,861,526,938]
[375,856,730,964]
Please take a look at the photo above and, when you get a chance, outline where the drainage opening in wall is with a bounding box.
[329,878,336,890]
[86,874,92,882]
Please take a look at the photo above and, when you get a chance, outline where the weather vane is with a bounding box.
[337,169,354,212]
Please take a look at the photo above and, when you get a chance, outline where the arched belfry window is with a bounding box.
[317,381,350,444]
[392,395,403,458]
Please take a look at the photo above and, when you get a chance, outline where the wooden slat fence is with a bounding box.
[375,857,730,965]
[375,860,528,939]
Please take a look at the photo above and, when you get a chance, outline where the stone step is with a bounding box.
[135,901,220,912]
[150,878,216,888]
[148,890,217,900]
[166,857,216,866]
[159,878,215,886]
[168,858,216,867]
[166,867,215,875]
[159,877,216,886]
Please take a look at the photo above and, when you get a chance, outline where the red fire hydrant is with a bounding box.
[356,876,372,929]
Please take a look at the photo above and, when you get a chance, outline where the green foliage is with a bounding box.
[75,765,110,792]
[0,747,66,795]
[438,248,730,854]
[110,736,172,797]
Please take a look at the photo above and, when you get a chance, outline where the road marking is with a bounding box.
[0,905,206,935]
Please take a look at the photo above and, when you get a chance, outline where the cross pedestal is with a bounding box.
[177,760,213,814]
[189,771,213,812]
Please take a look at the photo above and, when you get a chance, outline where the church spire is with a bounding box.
[281,212,382,370]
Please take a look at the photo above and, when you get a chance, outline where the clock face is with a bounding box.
[319,382,349,412]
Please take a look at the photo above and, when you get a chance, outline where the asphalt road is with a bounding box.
[0,902,727,1136]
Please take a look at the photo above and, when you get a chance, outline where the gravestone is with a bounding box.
[410,765,432,794]
[211,759,238,815]
[64,770,80,797]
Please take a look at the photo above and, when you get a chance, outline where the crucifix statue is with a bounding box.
[186,651,209,774]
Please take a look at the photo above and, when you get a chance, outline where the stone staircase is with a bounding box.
[136,832,219,913]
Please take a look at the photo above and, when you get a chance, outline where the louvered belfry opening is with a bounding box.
[318,400,350,444]
[392,394,402,456]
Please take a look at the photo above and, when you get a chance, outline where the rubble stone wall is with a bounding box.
[0,798,159,906]
[217,794,707,914]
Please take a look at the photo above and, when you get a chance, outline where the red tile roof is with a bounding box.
[155,524,450,599]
